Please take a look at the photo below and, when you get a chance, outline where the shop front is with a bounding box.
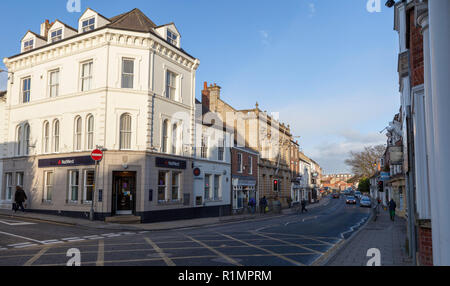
[232,176,257,211]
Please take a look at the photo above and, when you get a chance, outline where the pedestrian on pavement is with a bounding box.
[301,199,308,213]
[260,196,268,214]
[248,197,256,214]
[389,198,397,221]
[14,186,27,213]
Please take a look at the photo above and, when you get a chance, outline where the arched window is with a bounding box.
[16,125,22,156]
[24,123,30,155]
[53,120,60,153]
[172,123,178,155]
[120,113,132,150]
[86,115,94,150]
[162,119,169,153]
[43,121,49,153]
[74,116,82,151]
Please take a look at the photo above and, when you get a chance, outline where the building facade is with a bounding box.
[0,8,210,222]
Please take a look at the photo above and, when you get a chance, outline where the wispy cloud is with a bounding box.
[308,3,316,18]
[259,30,270,46]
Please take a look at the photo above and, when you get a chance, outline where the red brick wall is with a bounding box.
[231,148,258,179]
[409,12,424,87]
[418,226,433,266]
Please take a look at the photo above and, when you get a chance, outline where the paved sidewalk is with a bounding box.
[326,208,413,266]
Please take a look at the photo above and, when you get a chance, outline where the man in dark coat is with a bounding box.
[388,199,397,221]
[259,196,268,214]
[14,186,27,213]
[301,199,308,213]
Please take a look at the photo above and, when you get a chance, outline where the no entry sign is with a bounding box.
[91,149,103,161]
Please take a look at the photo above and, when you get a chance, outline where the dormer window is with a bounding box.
[23,39,34,52]
[167,30,178,46]
[82,18,95,32]
[50,29,62,43]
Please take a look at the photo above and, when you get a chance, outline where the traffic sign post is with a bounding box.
[90,149,103,221]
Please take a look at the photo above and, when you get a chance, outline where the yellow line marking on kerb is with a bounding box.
[144,237,176,266]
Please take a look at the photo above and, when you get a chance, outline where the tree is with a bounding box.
[345,145,386,179]
[358,178,370,194]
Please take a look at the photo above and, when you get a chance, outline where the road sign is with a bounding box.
[91,149,103,161]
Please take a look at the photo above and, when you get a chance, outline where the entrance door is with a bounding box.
[112,172,136,215]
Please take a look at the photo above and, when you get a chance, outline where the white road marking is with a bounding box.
[40,240,63,245]
[340,217,368,239]
[14,244,38,249]
[0,219,36,226]
[84,235,103,240]
[0,231,43,244]
[8,242,34,247]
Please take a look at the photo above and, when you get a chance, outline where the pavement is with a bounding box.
[325,207,413,266]
[0,197,330,232]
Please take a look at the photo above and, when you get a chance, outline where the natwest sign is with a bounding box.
[155,157,187,170]
[38,156,95,168]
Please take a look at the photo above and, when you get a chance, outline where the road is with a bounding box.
[0,196,370,266]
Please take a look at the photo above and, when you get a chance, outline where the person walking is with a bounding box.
[301,199,308,213]
[388,198,397,221]
[259,196,268,214]
[248,197,256,214]
[14,186,27,213]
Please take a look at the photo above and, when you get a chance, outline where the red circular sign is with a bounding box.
[91,149,103,161]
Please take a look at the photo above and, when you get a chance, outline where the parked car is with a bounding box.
[346,196,357,204]
[360,196,372,207]
[332,192,340,199]
[354,191,362,199]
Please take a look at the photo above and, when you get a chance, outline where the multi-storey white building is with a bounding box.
[0,8,219,222]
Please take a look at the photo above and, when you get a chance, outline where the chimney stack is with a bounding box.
[208,83,221,99]
[40,19,51,38]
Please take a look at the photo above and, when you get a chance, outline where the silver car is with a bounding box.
[360,196,372,207]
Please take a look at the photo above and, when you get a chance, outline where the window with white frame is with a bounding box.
[24,124,30,156]
[166,70,178,100]
[74,116,82,151]
[82,18,95,32]
[204,174,211,200]
[81,61,93,91]
[237,153,243,173]
[120,114,132,150]
[84,170,95,202]
[16,125,22,156]
[172,123,179,155]
[201,136,208,159]
[162,119,169,153]
[158,171,167,202]
[44,171,53,201]
[23,39,34,52]
[43,121,49,153]
[53,120,60,153]
[22,77,31,103]
[248,156,253,175]
[49,69,59,97]
[214,175,221,200]
[50,29,62,43]
[171,172,180,201]
[121,58,134,89]
[86,115,94,150]
[167,30,178,46]
[5,173,12,201]
[218,138,225,161]
[16,172,24,188]
[69,170,79,202]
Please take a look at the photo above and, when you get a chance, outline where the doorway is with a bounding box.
[112,171,136,216]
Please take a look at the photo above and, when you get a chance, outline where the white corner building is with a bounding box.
[0,8,232,222]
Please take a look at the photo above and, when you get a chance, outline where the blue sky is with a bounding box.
[0,0,400,174]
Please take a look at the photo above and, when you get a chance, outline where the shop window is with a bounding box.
[84,170,95,202]
[44,171,53,201]
[69,170,79,202]
[172,172,180,201]
[158,171,167,202]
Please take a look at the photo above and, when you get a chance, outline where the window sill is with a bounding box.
[157,200,183,206]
